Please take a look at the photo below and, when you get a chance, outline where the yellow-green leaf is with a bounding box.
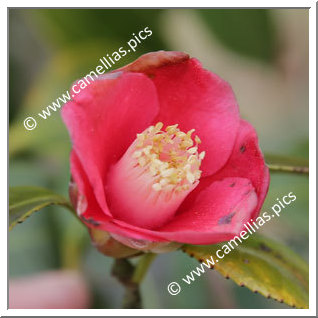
[9,186,74,230]
[183,234,308,308]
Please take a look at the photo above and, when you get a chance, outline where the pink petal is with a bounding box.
[157,177,258,244]
[202,119,270,220]
[150,58,240,176]
[62,72,159,216]
[71,150,165,242]
[70,150,108,218]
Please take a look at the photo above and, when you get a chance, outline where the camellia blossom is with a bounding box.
[62,51,269,257]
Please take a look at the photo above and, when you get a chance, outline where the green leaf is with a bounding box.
[182,234,308,308]
[9,186,74,230]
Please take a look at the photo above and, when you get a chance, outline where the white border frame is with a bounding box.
[3,1,316,316]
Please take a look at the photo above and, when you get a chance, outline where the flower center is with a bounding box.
[106,123,205,229]
[132,122,205,192]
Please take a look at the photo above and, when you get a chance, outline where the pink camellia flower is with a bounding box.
[62,51,269,257]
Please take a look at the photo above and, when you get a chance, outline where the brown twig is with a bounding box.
[267,164,309,174]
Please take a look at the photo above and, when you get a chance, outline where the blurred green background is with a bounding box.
[9,8,309,309]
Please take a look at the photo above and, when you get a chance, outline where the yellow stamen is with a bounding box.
[132,123,205,192]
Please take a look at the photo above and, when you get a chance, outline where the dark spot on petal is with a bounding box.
[17,220,23,224]
[243,259,249,264]
[240,145,246,153]
[210,265,214,270]
[82,216,100,226]
[225,275,230,279]
[280,299,284,303]
[199,259,203,263]
[218,212,236,225]
[292,304,296,308]
[254,290,258,294]
[229,182,236,187]
[259,243,272,252]
[267,294,271,299]
[240,283,245,287]
[189,253,194,258]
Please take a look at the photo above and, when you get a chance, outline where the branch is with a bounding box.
[268,164,309,174]
[111,253,156,309]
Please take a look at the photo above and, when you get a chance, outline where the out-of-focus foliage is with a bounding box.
[30,9,165,47]
[198,9,276,63]
[9,8,309,309]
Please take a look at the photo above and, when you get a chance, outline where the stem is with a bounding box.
[111,253,157,309]
[132,253,157,284]
[112,258,141,309]
[268,164,309,174]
